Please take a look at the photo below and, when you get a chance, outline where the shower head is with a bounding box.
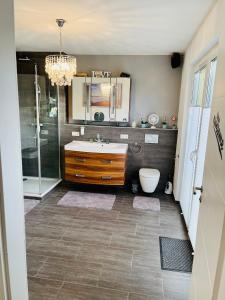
[18,56,31,61]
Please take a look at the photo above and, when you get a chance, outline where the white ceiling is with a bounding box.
[14,0,215,55]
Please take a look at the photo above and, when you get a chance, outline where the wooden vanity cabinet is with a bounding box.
[64,150,127,185]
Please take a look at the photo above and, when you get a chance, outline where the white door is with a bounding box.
[180,52,217,248]
[180,64,207,226]
[188,58,217,248]
[188,78,225,300]
[189,8,225,295]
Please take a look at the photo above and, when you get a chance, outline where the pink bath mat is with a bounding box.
[133,196,160,211]
[57,191,116,210]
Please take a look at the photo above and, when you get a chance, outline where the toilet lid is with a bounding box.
[139,168,160,178]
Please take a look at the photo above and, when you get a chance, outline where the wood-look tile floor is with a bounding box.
[26,185,191,300]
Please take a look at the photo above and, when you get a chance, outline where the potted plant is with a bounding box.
[140,118,149,128]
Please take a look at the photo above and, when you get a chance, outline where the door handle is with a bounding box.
[101,159,112,164]
[193,186,203,195]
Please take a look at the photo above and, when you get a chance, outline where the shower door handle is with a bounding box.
[31,123,43,127]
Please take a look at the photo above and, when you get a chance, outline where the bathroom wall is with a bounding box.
[59,56,180,191]
[59,89,177,191]
[16,52,179,191]
[74,55,182,123]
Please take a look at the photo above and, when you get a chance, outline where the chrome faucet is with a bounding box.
[95,133,103,143]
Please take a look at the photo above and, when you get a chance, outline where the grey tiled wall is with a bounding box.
[59,88,177,192]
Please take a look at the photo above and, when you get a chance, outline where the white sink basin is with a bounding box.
[65,141,128,154]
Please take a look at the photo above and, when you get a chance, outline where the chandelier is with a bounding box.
[45,19,77,86]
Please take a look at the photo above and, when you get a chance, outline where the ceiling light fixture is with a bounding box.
[45,19,77,86]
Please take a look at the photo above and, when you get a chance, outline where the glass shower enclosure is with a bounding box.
[17,57,61,198]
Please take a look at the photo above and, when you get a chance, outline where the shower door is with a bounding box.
[18,59,61,197]
[38,74,61,194]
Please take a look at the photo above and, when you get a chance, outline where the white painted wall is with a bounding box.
[0,0,28,299]
[174,2,220,200]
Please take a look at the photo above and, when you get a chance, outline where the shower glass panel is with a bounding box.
[17,58,61,197]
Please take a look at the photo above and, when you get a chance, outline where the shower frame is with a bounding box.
[18,57,61,198]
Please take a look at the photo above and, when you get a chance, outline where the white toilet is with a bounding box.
[139,168,160,193]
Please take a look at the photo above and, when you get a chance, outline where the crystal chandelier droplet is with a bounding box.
[45,19,77,86]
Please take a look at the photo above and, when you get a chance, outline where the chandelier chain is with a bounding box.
[59,26,62,55]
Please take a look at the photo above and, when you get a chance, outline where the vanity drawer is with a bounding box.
[65,150,126,170]
[65,156,125,170]
[65,168,125,185]
[65,150,126,160]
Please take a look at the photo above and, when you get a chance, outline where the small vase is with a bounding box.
[132,121,137,128]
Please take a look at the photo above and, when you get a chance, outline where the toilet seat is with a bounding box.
[139,168,160,178]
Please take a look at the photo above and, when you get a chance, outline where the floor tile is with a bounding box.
[99,268,163,296]
[27,237,81,260]
[162,271,191,300]
[110,232,158,251]
[26,224,66,240]
[37,257,101,286]
[128,293,163,300]
[78,244,133,270]
[63,228,112,246]
[90,219,136,234]
[56,282,129,300]
[28,277,62,300]
[27,254,47,277]
[132,247,161,269]
[78,208,120,221]
[118,211,160,226]
[49,214,91,229]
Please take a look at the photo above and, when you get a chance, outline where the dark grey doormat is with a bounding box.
[159,237,193,273]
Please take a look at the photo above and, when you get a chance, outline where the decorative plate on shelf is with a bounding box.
[148,113,159,128]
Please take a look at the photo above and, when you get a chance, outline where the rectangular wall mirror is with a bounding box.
[68,77,131,125]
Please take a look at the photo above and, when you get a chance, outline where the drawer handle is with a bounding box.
[75,158,86,162]
[101,160,112,164]
[75,174,85,178]
[101,176,112,180]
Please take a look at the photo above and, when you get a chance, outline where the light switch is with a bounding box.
[72,131,80,137]
[145,134,159,144]
[41,129,48,135]
[120,134,129,139]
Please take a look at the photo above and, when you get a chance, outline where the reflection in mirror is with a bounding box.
[68,77,130,125]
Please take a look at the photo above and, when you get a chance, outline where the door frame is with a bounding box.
[0,158,10,299]
[179,47,217,237]
[0,0,29,298]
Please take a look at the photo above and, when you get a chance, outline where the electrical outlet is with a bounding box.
[120,134,129,139]
[145,134,159,144]
[72,131,80,137]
